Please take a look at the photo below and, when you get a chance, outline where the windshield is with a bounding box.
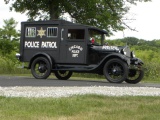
[88,29,105,45]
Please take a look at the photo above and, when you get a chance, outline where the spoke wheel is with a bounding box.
[103,58,128,83]
[31,57,51,79]
[125,69,144,84]
[54,71,72,80]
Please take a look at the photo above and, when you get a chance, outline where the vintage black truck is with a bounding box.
[16,20,144,83]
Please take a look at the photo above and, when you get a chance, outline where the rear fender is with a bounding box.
[28,52,53,69]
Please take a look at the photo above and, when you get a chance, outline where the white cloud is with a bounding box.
[0,1,27,29]
[110,0,160,40]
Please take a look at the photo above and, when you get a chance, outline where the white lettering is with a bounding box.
[69,45,83,51]
[102,46,119,51]
[41,41,57,48]
[25,41,39,48]
[72,54,78,57]
[69,45,83,58]
[72,50,79,54]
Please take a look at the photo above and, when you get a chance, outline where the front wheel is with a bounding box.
[125,69,144,84]
[54,71,72,80]
[31,57,51,79]
[103,58,128,83]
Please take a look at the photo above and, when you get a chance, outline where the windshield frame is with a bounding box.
[88,28,107,46]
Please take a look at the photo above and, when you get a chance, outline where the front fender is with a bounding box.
[91,53,130,74]
[101,53,130,66]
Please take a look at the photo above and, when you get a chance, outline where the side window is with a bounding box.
[68,29,85,39]
[47,27,58,37]
[25,27,36,37]
[89,29,103,45]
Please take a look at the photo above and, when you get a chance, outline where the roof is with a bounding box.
[21,19,108,34]
[21,19,73,25]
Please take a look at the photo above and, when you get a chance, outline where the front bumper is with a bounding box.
[131,57,143,65]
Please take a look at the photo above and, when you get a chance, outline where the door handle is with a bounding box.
[61,28,64,41]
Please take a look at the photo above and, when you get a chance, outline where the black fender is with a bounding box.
[131,58,144,65]
[94,53,130,74]
[28,52,53,69]
[101,53,130,65]
[137,58,144,65]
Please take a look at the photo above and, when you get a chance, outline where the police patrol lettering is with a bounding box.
[102,46,119,51]
[25,41,39,48]
[41,41,57,48]
[25,41,57,49]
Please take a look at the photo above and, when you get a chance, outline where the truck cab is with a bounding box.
[16,20,144,83]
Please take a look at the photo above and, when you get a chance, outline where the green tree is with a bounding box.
[0,18,19,41]
[4,0,151,35]
[0,18,20,55]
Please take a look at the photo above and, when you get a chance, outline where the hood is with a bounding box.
[90,45,131,57]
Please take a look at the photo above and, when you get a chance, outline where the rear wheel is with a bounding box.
[54,71,72,80]
[103,58,128,83]
[125,69,144,84]
[31,57,51,79]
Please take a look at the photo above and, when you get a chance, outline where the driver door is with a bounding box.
[60,27,87,64]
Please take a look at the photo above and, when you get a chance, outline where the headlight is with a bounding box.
[121,46,131,57]
[124,51,127,55]
[131,51,136,58]
[122,48,127,55]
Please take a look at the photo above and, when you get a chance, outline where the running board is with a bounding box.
[52,64,98,71]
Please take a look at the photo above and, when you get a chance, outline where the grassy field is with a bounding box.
[1,95,160,120]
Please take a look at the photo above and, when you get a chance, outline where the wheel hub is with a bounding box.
[128,69,137,77]
[112,67,121,76]
[38,65,46,73]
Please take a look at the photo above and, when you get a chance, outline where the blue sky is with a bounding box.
[0,0,160,40]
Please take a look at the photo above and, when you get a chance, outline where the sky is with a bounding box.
[0,0,160,40]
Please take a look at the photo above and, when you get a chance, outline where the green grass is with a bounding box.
[1,95,160,120]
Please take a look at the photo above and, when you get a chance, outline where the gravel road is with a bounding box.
[1,86,160,98]
[1,76,160,98]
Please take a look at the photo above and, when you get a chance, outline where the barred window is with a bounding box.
[47,27,58,37]
[25,27,36,37]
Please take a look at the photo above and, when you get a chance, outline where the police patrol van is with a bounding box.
[16,20,144,83]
